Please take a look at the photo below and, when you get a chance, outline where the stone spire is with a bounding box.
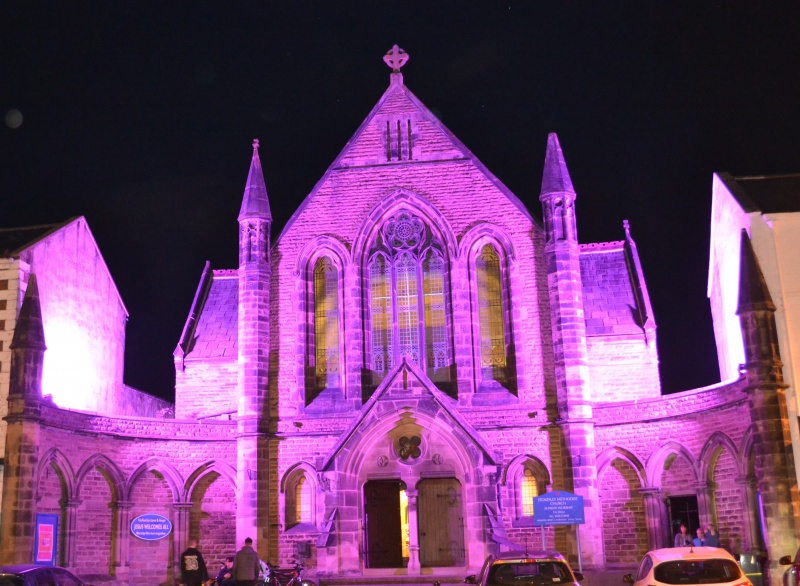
[238,139,271,268]
[540,132,575,197]
[736,230,782,388]
[539,133,577,243]
[238,139,271,222]
[9,274,46,353]
[9,274,46,399]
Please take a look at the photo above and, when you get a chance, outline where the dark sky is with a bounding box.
[3,3,800,400]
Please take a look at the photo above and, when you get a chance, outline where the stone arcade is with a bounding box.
[1,47,798,585]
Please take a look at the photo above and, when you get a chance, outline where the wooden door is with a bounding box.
[417,478,464,567]
[364,480,403,568]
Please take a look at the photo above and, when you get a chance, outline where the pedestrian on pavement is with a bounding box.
[704,524,720,547]
[674,524,692,547]
[232,537,261,586]
[180,539,209,586]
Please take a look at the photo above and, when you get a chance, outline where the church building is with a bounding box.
[1,47,797,586]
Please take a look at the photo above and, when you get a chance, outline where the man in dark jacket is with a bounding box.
[232,537,261,586]
[180,539,209,586]
[216,556,235,586]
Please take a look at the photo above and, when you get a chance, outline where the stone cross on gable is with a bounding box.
[383,44,409,72]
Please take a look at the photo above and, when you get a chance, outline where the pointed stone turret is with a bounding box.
[238,139,272,223]
[736,230,799,575]
[9,274,46,397]
[236,139,272,554]
[238,139,271,268]
[2,274,46,564]
[538,134,601,566]
[539,133,577,243]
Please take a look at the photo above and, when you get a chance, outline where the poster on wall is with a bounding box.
[34,514,59,566]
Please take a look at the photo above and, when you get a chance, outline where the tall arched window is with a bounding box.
[307,256,340,403]
[520,468,538,517]
[476,244,510,388]
[367,211,451,391]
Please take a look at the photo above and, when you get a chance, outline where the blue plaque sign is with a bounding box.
[130,513,172,541]
[533,490,585,526]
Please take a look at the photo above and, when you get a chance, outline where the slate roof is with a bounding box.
[580,241,653,337]
[0,220,74,257]
[176,267,239,360]
[718,172,800,214]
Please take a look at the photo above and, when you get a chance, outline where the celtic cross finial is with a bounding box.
[383,44,409,72]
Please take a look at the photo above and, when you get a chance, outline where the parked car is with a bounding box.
[779,549,800,586]
[465,550,584,586]
[624,547,751,586]
[0,565,91,586]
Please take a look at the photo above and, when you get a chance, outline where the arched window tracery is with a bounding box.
[476,243,512,388]
[306,256,341,403]
[366,210,452,391]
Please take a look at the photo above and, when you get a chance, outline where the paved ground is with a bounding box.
[318,568,634,586]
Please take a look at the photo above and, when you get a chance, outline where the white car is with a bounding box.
[624,547,751,586]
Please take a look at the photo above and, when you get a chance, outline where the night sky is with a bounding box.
[3,3,800,401]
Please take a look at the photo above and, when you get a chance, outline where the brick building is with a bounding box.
[1,47,798,585]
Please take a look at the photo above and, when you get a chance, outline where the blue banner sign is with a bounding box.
[533,490,585,526]
[131,513,172,541]
[34,513,59,565]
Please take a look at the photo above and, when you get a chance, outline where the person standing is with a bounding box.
[232,537,261,586]
[674,524,692,547]
[180,539,209,586]
[704,524,720,547]
[693,527,704,547]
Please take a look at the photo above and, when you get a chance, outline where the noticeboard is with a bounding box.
[533,490,585,526]
[130,513,173,541]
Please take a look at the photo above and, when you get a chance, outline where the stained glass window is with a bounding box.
[366,212,451,390]
[313,257,340,391]
[477,244,507,384]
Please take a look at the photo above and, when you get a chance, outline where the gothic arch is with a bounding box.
[338,404,481,482]
[597,446,647,486]
[38,448,76,500]
[699,431,741,481]
[280,461,319,529]
[184,460,237,499]
[75,454,125,501]
[740,425,757,478]
[352,189,458,265]
[501,454,551,487]
[126,458,184,502]
[645,441,699,488]
[294,235,352,276]
[459,223,518,264]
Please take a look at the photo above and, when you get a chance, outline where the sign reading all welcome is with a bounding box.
[131,514,172,541]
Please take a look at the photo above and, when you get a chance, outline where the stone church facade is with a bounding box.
[2,47,798,585]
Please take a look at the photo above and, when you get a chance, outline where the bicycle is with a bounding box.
[262,562,316,586]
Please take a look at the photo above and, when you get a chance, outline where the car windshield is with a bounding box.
[653,559,743,584]
[0,576,24,586]
[487,560,573,586]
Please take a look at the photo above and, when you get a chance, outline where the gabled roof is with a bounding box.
[580,221,656,338]
[0,216,128,316]
[0,218,78,258]
[278,59,534,242]
[717,172,800,214]
[174,264,239,362]
[320,357,497,471]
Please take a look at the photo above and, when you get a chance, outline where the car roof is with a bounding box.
[0,565,46,574]
[491,550,568,561]
[648,547,737,563]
